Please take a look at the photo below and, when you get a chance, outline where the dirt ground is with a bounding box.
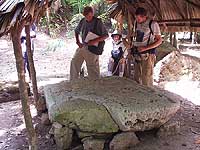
[0,33,200,150]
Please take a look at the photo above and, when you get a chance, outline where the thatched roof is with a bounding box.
[106,0,200,32]
[0,0,51,36]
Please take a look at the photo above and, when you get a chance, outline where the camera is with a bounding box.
[130,46,140,56]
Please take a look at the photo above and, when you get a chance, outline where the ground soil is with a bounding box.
[0,33,200,150]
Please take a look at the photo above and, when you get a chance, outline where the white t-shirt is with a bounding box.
[112,40,125,51]
[21,27,36,53]
[134,19,161,47]
[112,40,128,58]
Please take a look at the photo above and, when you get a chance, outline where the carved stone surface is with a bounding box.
[44,77,180,132]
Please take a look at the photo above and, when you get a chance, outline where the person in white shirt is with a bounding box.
[131,7,162,86]
[21,24,36,81]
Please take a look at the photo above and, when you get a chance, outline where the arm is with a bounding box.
[88,35,109,45]
[88,18,109,46]
[138,34,162,52]
[75,19,84,48]
[75,32,83,48]
[138,21,162,52]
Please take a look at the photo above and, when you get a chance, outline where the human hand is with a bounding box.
[127,53,132,59]
[127,49,133,59]
[87,39,98,46]
[119,58,125,63]
[137,46,147,52]
[76,42,84,48]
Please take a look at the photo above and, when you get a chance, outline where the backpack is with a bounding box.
[111,41,123,61]
[87,18,105,55]
[135,20,156,54]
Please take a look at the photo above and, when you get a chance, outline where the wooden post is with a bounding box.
[173,32,177,48]
[46,7,50,35]
[191,32,195,44]
[170,33,173,45]
[11,23,37,150]
[25,25,40,108]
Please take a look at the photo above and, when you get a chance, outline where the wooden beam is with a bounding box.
[25,25,40,113]
[158,18,200,23]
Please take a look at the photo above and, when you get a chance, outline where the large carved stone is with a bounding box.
[44,77,180,133]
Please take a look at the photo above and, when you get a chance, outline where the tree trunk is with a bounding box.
[11,24,37,150]
[25,25,40,108]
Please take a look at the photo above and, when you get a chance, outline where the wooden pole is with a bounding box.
[170,33,173,45]
[25,25,40,109]
[173,32,177,48]
[46,7,50,35]
[11,23,37,150]
[191,32,195,44]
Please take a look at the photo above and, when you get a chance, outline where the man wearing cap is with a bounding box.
[70,6,109,80]
[132,7,162,86]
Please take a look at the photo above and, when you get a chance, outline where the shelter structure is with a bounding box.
[0,0,200,149]
[106,0,200,32]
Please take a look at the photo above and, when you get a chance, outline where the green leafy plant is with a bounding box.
[64,0,91,14]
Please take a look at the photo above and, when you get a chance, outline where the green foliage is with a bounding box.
[90,0,102,6]
[64,0,92,14]
[69,13,84,29]
[38,0,112,37]
[63,0,108,16]
[66,13,84,38]
[45,39,67,52]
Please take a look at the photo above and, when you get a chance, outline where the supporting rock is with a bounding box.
[77,131,110,139]
[36,94,47,115]
[109,132,139,150]
[50,122,73,150]
[82,137,105,150]
[157,119,181,138]
[41,113,51,125]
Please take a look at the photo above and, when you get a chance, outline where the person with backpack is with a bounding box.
[70,6,109,81]
[107,30,127,77]
[131,7,162,86]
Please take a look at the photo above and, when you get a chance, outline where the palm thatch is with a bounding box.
[0,0,52,37]
[106,0,200,32]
